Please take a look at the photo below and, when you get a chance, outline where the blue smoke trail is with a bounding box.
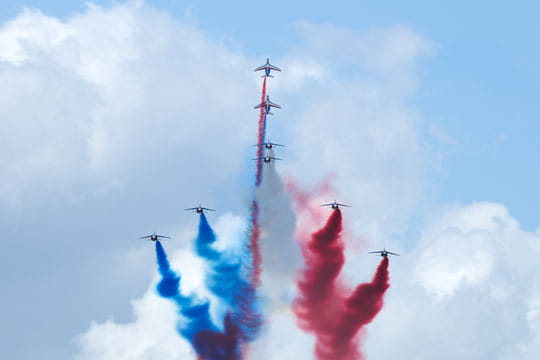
[155,241,216,337]
[195,213,262,342]
[155,241,242,359]
[196,213,242,303]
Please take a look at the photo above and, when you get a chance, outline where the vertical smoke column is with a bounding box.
[230,66,270,357]
[255,77,268,187]
[257,148,299,301]
[233,75,268,340]
[294,209,345,336]
[249,76,267,286]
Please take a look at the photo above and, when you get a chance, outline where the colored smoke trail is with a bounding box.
[194,313,241,360]
[248,200,262,288]
[154,241,216,340]
[292,205,390,360]
[228,201,263,344]
[255,77,267,187]
[195,213,262,343]
[294,209,345,334]
[196,213,241,304]
[237,75,267,336]
[154,241,242,359]
[318,257,390,360]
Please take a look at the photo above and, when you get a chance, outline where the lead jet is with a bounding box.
[185,205,216,214]
[254,141,284,150]
[254,58,281,78]
[321,201,351,210]
[254,95,281,115]
[139,233,170,241]
[369,248,400,257]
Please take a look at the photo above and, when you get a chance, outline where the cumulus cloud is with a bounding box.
[0,2,255,206]
[366,202,540,359]
[6,2,538,360]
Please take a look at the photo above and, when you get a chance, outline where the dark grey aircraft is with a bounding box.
[254,141,284,150]
[184,205,216,214]
[369,248,400,257]
[253,150,282,163]
[321,201,351,210]
[139,233,170,241]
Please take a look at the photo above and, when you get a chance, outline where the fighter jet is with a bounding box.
[321,201,351,210]
[253,151,282,163]
[369,248,400,257]
[139,233,170,241]
[185,205,216,214]
[253,141,284,150]
[254,58,281,78]
[254,95,281,115]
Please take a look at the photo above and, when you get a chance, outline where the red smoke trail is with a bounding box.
[292,195,391,360]
[294,209,345,334]
[249,200,262,287]
[249,77,267,289]
[234,77,268,358]
[317,257,390,360]
[255,77,267,187]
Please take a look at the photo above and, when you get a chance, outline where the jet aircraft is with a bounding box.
[321,201,351,210]
[185,205,216,214]
[139,233,170,241]
[368,248,400,257]
[254,58,281,78]
[254,95,281,115]
[254,141,284,150]
[253,152,282,163]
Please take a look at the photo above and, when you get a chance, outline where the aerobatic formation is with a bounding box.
[141,59,396,360]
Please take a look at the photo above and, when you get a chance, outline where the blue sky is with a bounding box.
[1,1,539,359]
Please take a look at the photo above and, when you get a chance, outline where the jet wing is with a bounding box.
[184,207,198,211]
[320,203,335,207]
[336,203,351,207]
[267,64,281,71]
[202,208,216,212]
[254,62,281,72]
[139,235,153,239]
[267,100,281,109]
[387,251,400,256]
[368,251,382,254]
[254,103,264,109]
[254,64,268,72]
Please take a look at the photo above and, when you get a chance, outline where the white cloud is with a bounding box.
[0,2,255,206]
[6,2,538,360]
[366,202,540,359]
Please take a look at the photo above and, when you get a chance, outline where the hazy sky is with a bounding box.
[1,1,539,359]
